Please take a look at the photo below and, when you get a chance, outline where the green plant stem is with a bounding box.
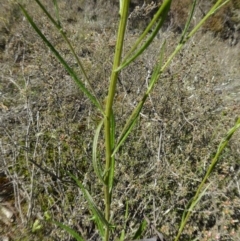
[174,117,240,241]
[117,0,172,71]
[103,1,130,240]
[160,0,231,86]
[114,0,231,154]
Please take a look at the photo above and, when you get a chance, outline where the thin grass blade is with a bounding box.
[35,0,60,28]
[108,111,116,193]
[34,0,102,111]
[92,119,105,184]
[132,219,148,240]
[52,0,60,25]
[179,183,211,233]
[112,42,165,156]
[174,117,240,241]
[185,0,231,42]
[116,18,163,72]
[52,220,84,241]
[179,0,197,44]
[147,41,166,93]
[157,0,231,82]
[120,0,172,64]
[189,183,211,212]
[127,0,172,57]
[119,201,129,241]
[110,110,116,151]
[112,98,145,157]
[116,0,171,72]
[68,172,114,237]
[203,117,240,186]
[119,228,125,241]
[18,4,103,112]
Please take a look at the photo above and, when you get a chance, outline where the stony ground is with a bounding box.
[0,1,240,241]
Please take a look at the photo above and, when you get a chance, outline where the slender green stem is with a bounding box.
[174,117,240,241]
[161,0,230,82]
[119,0,172,70]
[103,1,130,240]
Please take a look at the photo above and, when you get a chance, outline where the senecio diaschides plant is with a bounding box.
[18,0,239,240]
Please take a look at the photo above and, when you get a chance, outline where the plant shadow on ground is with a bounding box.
[0,0,240,240]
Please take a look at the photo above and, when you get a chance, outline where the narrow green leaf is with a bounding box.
[184,0,231,42]
[119,230,125,241]
[174,117,240,241]
[147,41,166,92]
[35,0,61,29]
[179,183,211,231]
[18,4,103,112]
[108,110,116,192]
[124,201,129,220]
[206,117,240,177]
[190,183,211,212]
[112,99,145,157]
[156,0,231,87]
[112,118,137,157]
[132,219,148,240]
[116,0,172,72]
[112,42,165,157]
[110,110,116,150]
[52,220,84,241]
[179,0,197,44]
[34,0,102,111]
[68,172,114,236]
[92,119,105,184]
[121,0,172,64]
[52,0,60,26]
[119,201,129,241]
[89,215,105,238]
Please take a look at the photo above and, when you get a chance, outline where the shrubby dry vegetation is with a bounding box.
[0,0,240,240]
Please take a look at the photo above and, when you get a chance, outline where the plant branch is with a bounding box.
[103,1,130,240]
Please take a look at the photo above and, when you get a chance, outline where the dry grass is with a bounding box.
[0,1,240,240]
